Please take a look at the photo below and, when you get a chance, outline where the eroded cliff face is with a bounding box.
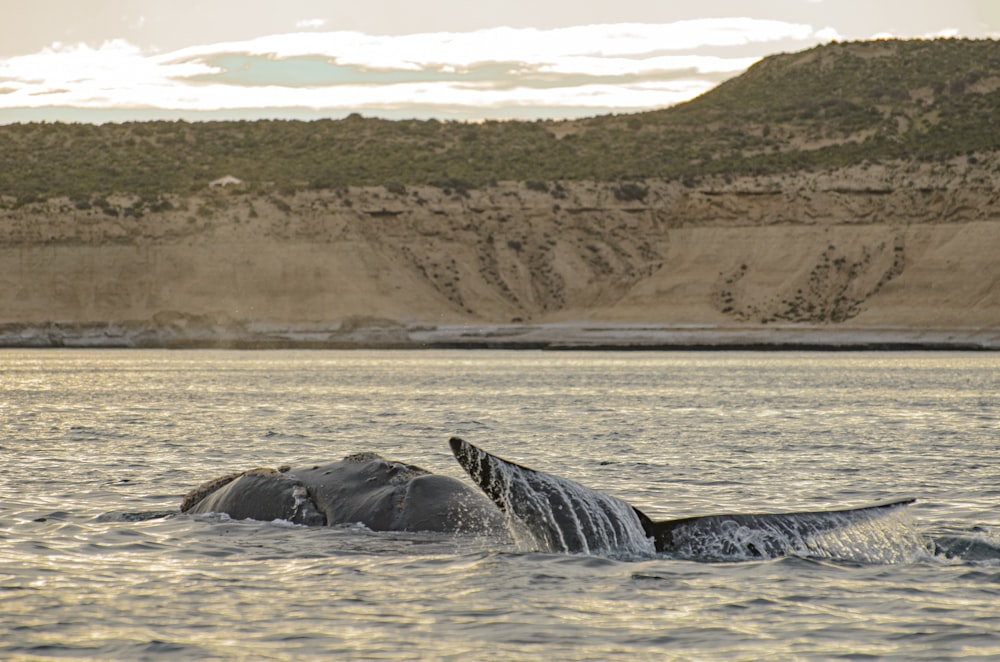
[1,156,998,335]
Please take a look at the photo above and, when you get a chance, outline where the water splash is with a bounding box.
[663,507,932,564]
[932,529,1000,564]
[800,510,932,564]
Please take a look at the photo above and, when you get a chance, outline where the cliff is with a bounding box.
[1,156,998,348]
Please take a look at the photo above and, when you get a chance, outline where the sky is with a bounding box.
[2,0,998,124]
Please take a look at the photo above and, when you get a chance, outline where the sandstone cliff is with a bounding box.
[1,155,997,348]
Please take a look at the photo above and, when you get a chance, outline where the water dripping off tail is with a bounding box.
[449,437,655,557]
[647,502,929,563]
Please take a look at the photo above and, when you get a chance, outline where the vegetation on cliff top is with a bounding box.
[2,38,999,203]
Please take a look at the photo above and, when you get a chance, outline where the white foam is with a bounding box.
[484,454,655,558]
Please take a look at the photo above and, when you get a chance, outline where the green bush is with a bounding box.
[0,39,997,200]
[613,182,649,202]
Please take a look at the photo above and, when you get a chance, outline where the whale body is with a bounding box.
[176,439,918,561]
[449,437,917,559]
[181,451,507,535]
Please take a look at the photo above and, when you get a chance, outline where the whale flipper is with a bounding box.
[450,437,916,560]
[449,437,654,555]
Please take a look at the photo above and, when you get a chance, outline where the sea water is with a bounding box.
[1,349,998,659]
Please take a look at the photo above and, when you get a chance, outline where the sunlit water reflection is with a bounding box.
[2,350,998,659]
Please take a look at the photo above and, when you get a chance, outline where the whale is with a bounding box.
[172,439,919,561]
[180,451,507,535]
[449,437,917,559]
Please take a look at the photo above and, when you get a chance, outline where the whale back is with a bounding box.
[449,437,654,556]
[289,455,507,534]
[183,452,507,534]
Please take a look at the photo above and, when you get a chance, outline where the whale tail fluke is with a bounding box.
[644,498,918,560]
[451,437,920,562]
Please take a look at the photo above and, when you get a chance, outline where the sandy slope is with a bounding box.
[1,157,998,348]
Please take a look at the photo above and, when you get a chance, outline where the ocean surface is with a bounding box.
[2,349,998,660]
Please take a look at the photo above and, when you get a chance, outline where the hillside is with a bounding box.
[3,38,1000,201]
[1,38,999,348]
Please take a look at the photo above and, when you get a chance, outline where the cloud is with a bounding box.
[815,26,842,42]
[295,18,327,30]
[930,28,960,38]
[0,19,849,121]
[164,19,819,67]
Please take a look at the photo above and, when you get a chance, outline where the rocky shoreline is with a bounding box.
[3,320,996,351]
